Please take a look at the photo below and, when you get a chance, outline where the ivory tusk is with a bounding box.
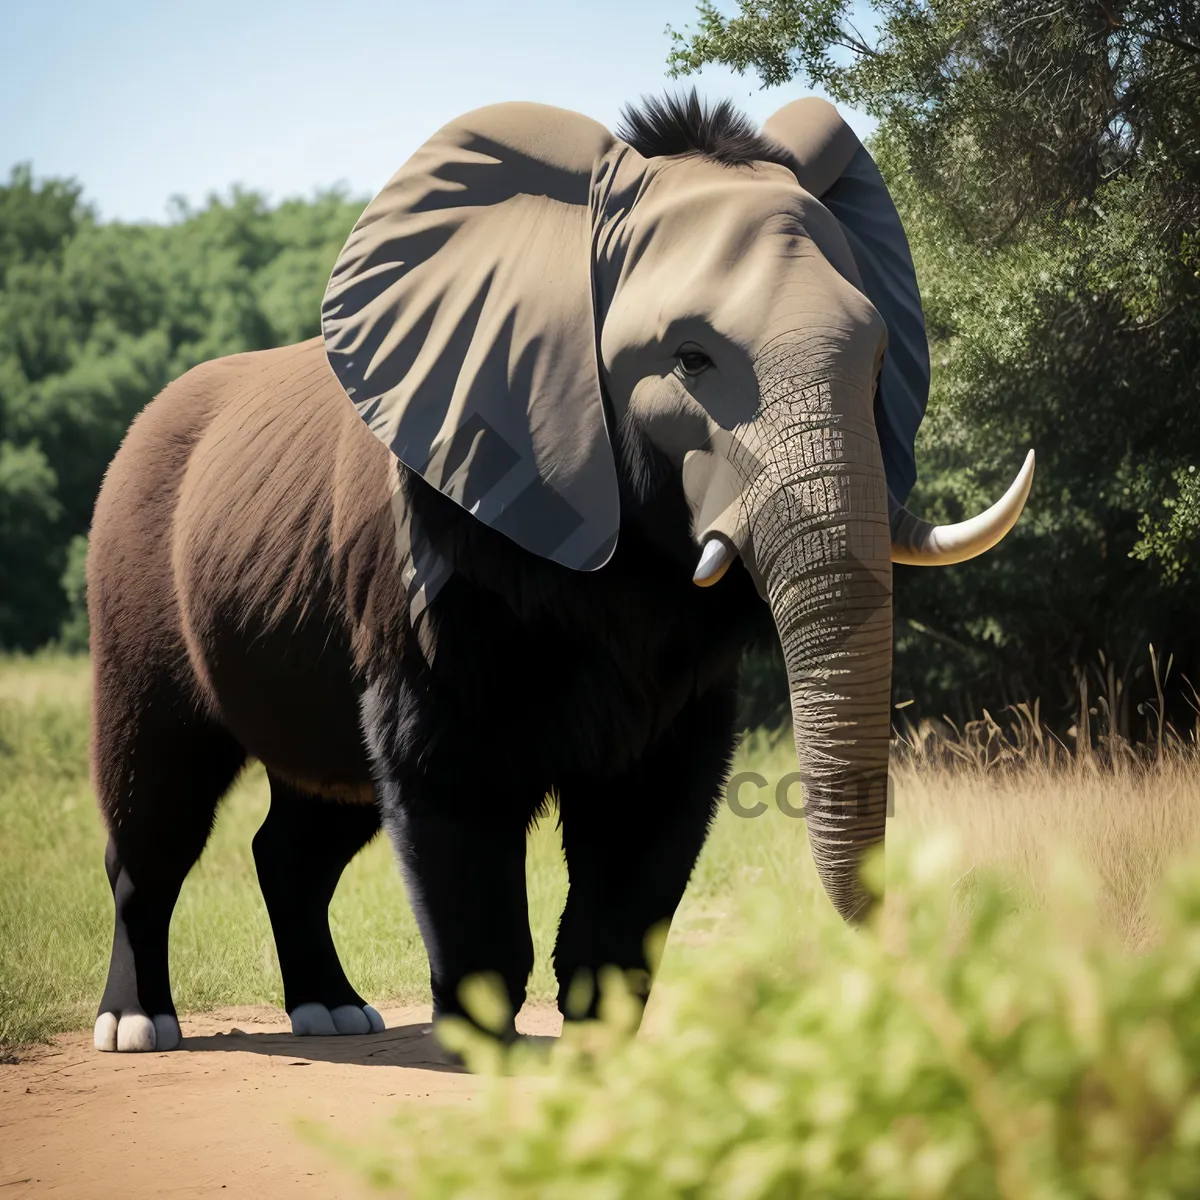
[891,450,1035,567]
[693,537,735,586]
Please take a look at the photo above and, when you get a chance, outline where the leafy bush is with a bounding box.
[328,840,1200,1198]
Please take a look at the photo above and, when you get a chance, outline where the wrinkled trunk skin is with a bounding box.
[747,373,893,921]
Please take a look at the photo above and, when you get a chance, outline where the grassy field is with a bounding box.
[3,654,1200,1048]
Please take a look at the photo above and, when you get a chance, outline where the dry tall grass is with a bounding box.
[892,760,1200,952]
[735,678,1200,957]
[884,676,1200,951]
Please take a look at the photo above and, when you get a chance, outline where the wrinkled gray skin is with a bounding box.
[599,155,892,919]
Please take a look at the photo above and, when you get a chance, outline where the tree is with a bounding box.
[670,0,1200,734]
[0,168,364,650]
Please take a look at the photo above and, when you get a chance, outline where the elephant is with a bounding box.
[87,90,1032,1052]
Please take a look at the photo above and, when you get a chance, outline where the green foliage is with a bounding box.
[1134,467,1200,582]
[0,166,365,651]
[0,440,61,642]
[0,164,84,275]
[671,2,1200,729]
[57,534,89,652]
[331,841,1200,1199]
[667,0,865,91]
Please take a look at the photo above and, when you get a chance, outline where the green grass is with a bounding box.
[0,654,562,1044]
[4,655,1200,1052]
[0,657,808,1045]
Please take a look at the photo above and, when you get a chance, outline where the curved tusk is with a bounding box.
[693,537,735,586]
[891,450,1035,567]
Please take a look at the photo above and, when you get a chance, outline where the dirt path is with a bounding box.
[0,1004,563,1198]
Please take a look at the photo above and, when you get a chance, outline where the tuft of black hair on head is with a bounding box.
[615,88,791,168]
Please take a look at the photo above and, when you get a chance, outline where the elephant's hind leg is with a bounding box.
[93,699,246,1053]
[252,776,384,1036]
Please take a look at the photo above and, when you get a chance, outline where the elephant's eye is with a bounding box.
[676,347,713,378]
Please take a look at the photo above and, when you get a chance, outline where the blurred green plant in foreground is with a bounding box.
[318,839,1200,1199]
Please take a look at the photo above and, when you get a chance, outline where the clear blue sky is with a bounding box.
[2,0,877,223]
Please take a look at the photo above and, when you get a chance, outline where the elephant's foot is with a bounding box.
[94,1010,182,1052]
[289,1002,386,1036]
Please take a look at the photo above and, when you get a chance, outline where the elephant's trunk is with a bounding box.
[748,387,893,922]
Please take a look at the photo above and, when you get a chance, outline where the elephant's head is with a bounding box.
[321,93,1033,921]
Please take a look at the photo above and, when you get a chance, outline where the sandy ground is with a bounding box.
[0,1003,563,1198]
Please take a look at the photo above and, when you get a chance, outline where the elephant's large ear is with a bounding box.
[763,98,930,505]
[322,103,620,570]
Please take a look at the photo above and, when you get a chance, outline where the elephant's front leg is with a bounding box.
[554,683,740,1022]
[377,775,534,1039]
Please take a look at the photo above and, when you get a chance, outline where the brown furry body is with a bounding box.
[88,338,400,807]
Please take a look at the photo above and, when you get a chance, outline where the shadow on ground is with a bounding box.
[181,1021,559,1070]
[182,1020,462,1069]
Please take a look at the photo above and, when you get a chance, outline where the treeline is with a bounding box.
[0,171,364,649]
[4,0,1200,737]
